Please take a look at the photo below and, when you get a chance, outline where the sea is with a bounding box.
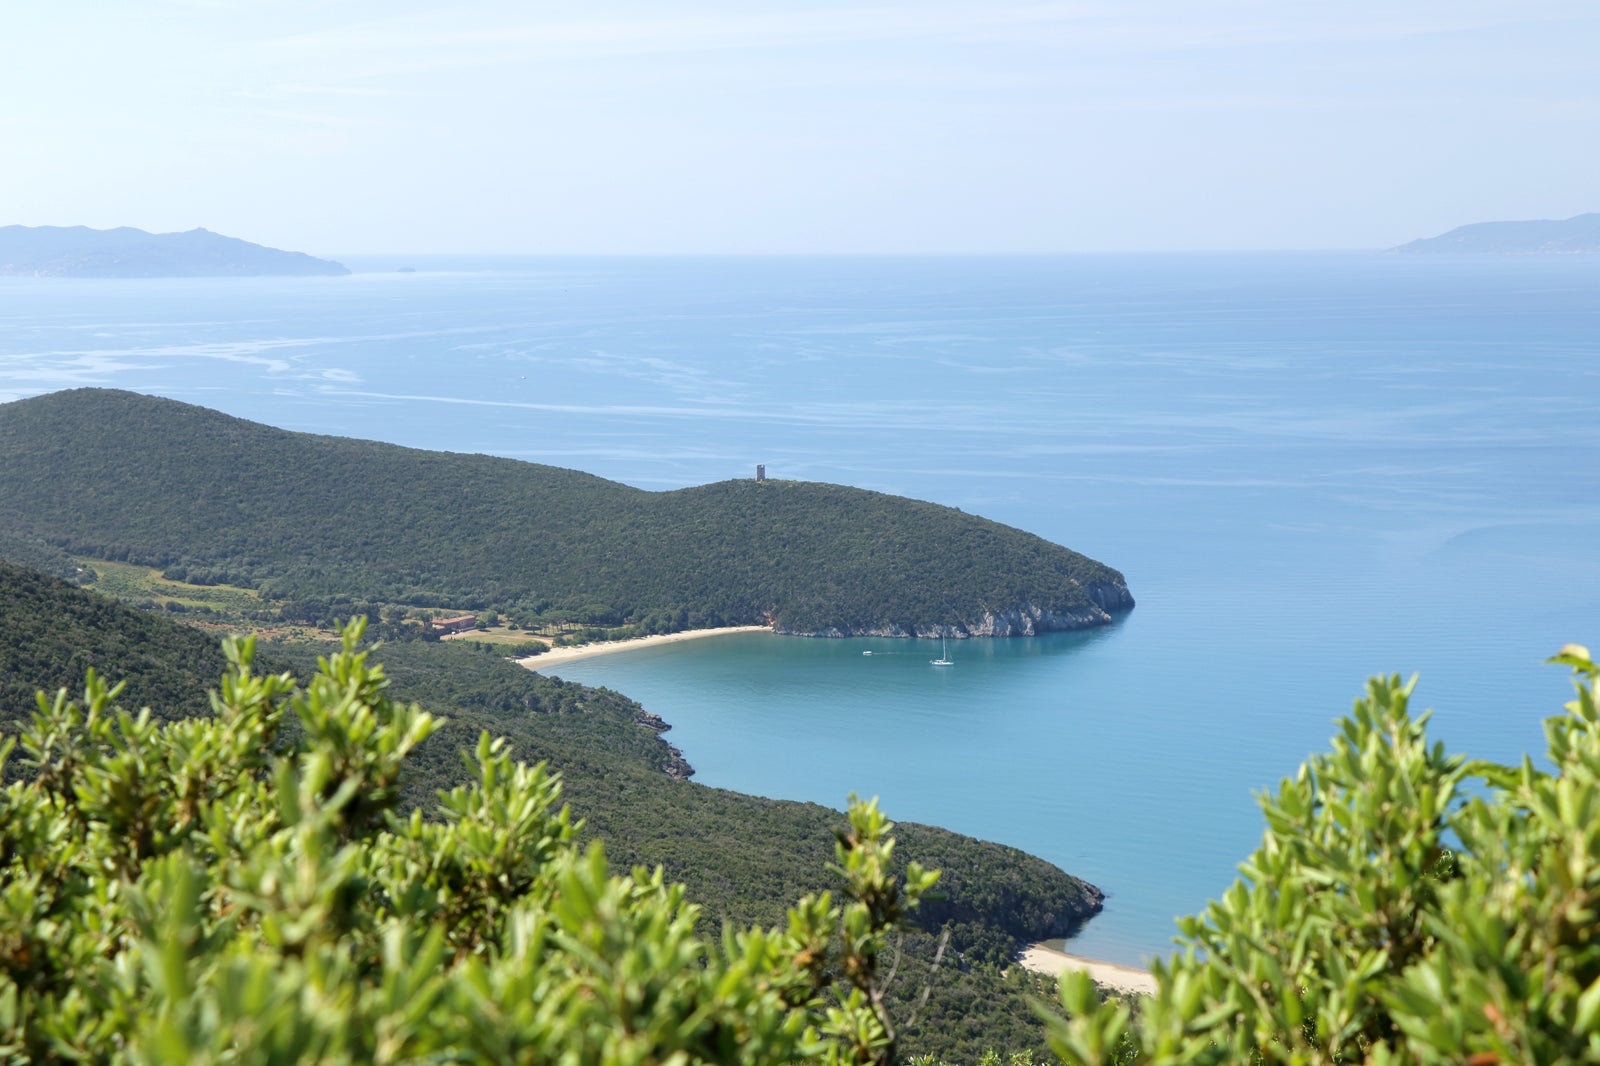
[2,252,1597,966]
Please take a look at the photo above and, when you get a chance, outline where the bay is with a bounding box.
[2,252,1597,965]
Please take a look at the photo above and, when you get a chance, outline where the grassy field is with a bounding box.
[444,627,548,645]
[82,559,265,614]
[75,556,554,651]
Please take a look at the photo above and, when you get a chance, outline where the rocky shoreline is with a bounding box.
[773,584,1135,638]
[634,709,695,779]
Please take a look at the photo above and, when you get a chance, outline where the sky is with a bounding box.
[2,1,1596,255]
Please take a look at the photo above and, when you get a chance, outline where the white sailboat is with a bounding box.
[930,636,954,666]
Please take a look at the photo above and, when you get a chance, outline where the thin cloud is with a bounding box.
[231,0,1600,111]
[254,1,1597,72]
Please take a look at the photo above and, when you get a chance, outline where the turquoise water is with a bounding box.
[3,253,1597,964]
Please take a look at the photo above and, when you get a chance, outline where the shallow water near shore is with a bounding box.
[3,252,1597,964]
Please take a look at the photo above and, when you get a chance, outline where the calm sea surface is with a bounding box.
[3,253,1597,965]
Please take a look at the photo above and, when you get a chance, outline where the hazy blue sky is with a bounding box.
[4,1,1596,254]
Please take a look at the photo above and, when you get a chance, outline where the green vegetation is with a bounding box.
[15,388,1595,1061]
[0,532,81,584]
[0,626,930,1062]
[0,559,242,726]
[7,560,1600,1062]
[0,563,1100,1061]
[76,558,267,617]
[1046,646,1600,1065]
[0,389,1132,637]
[261,641,1107,1061]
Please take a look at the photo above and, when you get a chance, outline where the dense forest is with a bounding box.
[0,562,1101,1061]
[0,559,243,720]
[0,389,1132,637]
[0,531,81,583]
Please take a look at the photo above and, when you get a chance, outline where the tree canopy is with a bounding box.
[0,559,238,725]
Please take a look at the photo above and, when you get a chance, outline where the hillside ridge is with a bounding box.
[0,389,1133,638]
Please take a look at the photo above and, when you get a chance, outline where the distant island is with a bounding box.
[1393,212,1600,254]
[0,225,349,277]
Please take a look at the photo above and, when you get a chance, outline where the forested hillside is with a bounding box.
[0,563,1103,1060]
[0,531,83,583]
[0,558,240,720]
[0,389,1131,637]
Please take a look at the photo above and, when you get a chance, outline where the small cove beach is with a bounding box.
[515,625,772,669]
[1017,943,1156,997]
[516,624,1157,996]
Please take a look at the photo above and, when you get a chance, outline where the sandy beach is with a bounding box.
[1017,943,1157,996]
[514,625,771,670]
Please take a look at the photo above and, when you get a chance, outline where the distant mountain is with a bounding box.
[0,225,349,277]
[1393,213,1600,254]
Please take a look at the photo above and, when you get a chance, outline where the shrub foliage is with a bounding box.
[0,623,939,1064]
[1047,644,1600,1065]
[0,564,1106,1063]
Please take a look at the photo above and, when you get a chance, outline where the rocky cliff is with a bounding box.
[773,590,1134,639]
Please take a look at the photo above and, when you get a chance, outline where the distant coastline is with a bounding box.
[515,625,771,671]
[1393,212,1600,254]
[0,224,349,277]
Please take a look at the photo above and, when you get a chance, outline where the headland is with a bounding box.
[0,225,350,276]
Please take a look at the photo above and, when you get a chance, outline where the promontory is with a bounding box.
[0,389,1133,638]
[1393,212,1600,254]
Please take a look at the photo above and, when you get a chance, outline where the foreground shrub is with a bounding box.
[12,615,1596,1065]
[1048,644,1600,1065]
[0,622,935,1065]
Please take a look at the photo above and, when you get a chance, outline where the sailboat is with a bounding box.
[930,636,954,667]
